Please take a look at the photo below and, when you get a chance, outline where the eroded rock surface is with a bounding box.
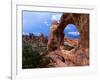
[47,13,89,67]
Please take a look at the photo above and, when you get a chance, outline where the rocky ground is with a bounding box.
[22,34,89,68]
[47,46,89,67]
[46,13,89,67]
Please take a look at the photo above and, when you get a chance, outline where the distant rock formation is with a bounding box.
[64,37,79,47]
[39,33,48,43]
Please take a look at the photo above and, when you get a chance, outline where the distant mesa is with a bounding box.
[64,37,79,47]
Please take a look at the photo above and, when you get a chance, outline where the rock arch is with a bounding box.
[48,13,89,51]
[47,13,89,66]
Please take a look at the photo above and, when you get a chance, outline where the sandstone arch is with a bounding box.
[47,13,89,66]
[48,13,89,51]
[57,13,89,49]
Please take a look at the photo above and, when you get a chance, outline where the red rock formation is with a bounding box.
[57,13,89,49]
[64,37,79,47]
[47,20,59,51]
[47,13,89,66]
[48,13,89,50]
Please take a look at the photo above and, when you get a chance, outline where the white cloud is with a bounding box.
[22,32,41,36]
[33,32,41,36]
[51,14,62,22]
[22,32,29,35]
[44,21,49,26]
[68,32,80,35]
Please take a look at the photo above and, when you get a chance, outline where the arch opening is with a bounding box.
[63,24,80,51]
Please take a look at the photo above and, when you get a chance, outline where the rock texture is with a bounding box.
[47,13,89,66]
[57,13,89,49]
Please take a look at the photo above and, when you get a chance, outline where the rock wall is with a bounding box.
[48,13,89,50]
[47,13,89,66]
[57,13,89,49]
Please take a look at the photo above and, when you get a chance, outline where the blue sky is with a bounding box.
[22,11,62,36]
[22,11,80,39]
[64,24,80,39]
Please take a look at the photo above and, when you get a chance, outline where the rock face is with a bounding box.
[57,13,89,49]
[48,13,89,51]
[47,13,89,66]
[47,20,59,51]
